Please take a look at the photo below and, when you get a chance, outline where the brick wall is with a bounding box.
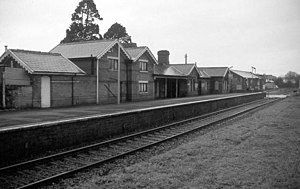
[15,86,33,108]
[0,92,266,164]
[73,76,96,105]
[186,68,200,97]
[32,75,42,108]
[51,76,73,107]
[130,53,155,101]
[51,75,97,107]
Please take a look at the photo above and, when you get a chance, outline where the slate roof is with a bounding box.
[125,46,158,64]
[0,49,85,75]
[154,64,186,77]
[231,69,259,79]
[50,39,130,59]
[198,69,210,78]
[171,64,195,75]
[198,67,229,77]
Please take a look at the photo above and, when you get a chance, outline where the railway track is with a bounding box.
[0,97,282,189]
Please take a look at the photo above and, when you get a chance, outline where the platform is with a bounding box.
[0,93,246,130]
[0,92,266,164]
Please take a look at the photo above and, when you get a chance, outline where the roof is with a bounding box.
[231,69,259,79]
[171,64,196,75]
[125,46,158,64]
[0,49,85,75]
[50,39,130,59]
[198,67,229,77]
[198,69,210,78]
[154,64,186,77]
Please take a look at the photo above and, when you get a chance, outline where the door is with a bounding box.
[41,76,51,108]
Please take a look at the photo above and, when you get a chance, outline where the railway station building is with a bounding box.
[198,67,230,94]
[51,40,159,104]
[154,50,210,99]
[230,69,264,92]
[0,47,85,109]
[0,40,266,109]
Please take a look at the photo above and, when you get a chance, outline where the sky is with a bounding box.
[0,0,300,77]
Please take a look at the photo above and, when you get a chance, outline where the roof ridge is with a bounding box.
[171,63,195,66]
[124,46,146,49]
[198,66,228,69]
[59,39,116,46]
[11,49,61,56]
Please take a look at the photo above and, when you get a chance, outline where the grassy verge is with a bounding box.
[72,96,300,188]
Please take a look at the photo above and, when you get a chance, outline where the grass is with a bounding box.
[72,96,300,189]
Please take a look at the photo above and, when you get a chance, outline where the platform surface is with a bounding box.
[0,93,252,130]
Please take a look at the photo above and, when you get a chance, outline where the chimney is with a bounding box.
[5,45,7,52]
[185,53,187,64]
[157,50,170,65]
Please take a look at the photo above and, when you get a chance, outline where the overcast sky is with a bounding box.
[1,0,300,77]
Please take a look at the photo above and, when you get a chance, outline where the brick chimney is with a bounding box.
[157,50,170,65]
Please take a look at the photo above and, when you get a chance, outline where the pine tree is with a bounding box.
[104,23,132,43]
[61,0,103,43]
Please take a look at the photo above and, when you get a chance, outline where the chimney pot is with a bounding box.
[5,45,7,52]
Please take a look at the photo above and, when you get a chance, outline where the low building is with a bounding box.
[230,69,263,92]
[198,67,230,94]
[0,48,85,109]
[154,50,203,98]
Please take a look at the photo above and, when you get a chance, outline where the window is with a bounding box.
[139,61,148,71]
[190,79,196,92]
[139,81,148,93]
[215,81,219,90]
[109,58,118,71]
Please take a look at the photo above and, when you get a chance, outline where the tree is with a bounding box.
[61,0,103,43]
[104,23,131,43]
[285,71,299,88]
[274,77,284,88]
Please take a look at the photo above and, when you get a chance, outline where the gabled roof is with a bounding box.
[198,69,210,78]
[171,64,197,76]
[50,39,130,60]
[125,46,158,64]
[154,64,186,77]
[198,67,229,77]
[0,49,85,75]
[231,69,259,79]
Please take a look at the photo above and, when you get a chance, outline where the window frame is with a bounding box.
[108,56,119,71]
[138,81,148,93]
[139,59,148,72]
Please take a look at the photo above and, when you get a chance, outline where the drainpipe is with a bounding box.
[117,43,121,104]
[2,73,5,109]
[2,46,7,108]
[96,58,99,104]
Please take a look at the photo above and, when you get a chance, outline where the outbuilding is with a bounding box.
[0,47,85,109]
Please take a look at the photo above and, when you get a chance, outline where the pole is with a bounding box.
[2,76,5,108]
[96,59,99,104]
[117,43,121,104]
[176,79,178,98]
